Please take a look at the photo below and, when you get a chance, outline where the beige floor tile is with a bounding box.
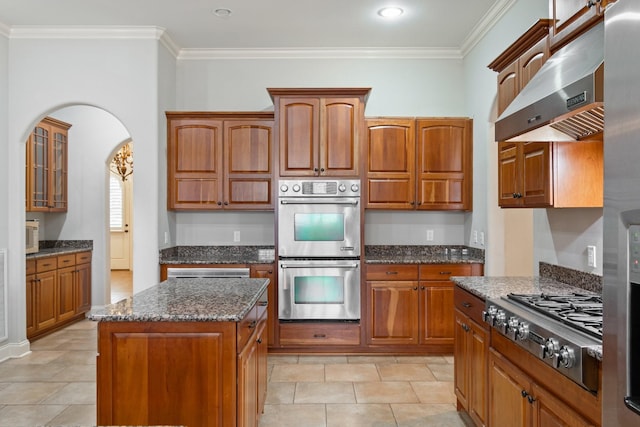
[392,403,467,427]
[325,363,380,382]
[64,319,97,330]
[0,364,67,382]
[347,355,398,364]
[51,350,96,365]
[444,355,455,364]
[40,382,96,405]
[265,382,296,404]
[267,355,299,365]
[50,364,96,382]
[0,382,66,404]
[270,364,325,382]
[298,355,348,364]
[326,403,396,427]
[0,404,67,426]
[47,404,97,425]
[355,381,419,404]
[3,350,65,365]
[427,363,455,381]
[294,382,356,404]
[377,363,437,382]
[395,355,449,364]
[410,381,456,404]
[259,403,326,427]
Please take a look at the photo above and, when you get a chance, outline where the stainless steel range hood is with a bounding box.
[495,22,603,142]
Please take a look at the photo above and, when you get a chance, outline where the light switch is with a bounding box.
[587,245,596,267]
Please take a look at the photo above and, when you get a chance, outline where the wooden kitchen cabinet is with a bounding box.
[25,116,71,212]
[549,0,614,52]
[268,88,370,177]
[166,112,274,210]
[365,117,473,211]
[498,140,602,208]
[26,252,92,340]
[249,264,276,347]
[367,264,482,350]
[454,285,489,427]
[489,348,595,427]
[238,310,268,427]
[488,20,551,116]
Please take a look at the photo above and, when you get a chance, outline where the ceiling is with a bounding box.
[0,0,514,54]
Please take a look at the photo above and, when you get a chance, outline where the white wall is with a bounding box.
[463,0,548,275]
[0,31,8,346]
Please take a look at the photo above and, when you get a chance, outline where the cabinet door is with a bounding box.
[75,262,92,314]
[498,142,521,207]
[416,118,472,210]
[49,125,68,212]
[454,311,470,409]
[320,97,361,176]
[238,329,259,427]
[522,142,552,207]
[468,319,489,427]
[366,281,419,345]
[489,349,531,427]
[530,383,594,427]
[256,321,268,419]
[250,264,276,347]
[26,274,37,337]
[497,61,519,116]
[278,97,320,176]
[224,121,274,209]
[36,271,57,330]
[57,266,76,322]
[27,125,50,212]
[419,282,454,345]
[518,37,549,91]
[365,118,416,209]
[167,118,223,209]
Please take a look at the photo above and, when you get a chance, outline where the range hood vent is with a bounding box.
[495,23,604,142]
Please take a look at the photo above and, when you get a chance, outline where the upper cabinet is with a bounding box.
[365,117,473,211]
[166,112,274,211]
[488,19,552,117]
[549,0,615,52]
[26,117,72,212]
[268,88,370,177]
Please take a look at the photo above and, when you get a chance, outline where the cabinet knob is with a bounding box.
[314,167,319,172]
[420,286,425,290]
[320,168,325,173]
[257,338,263,344]
[224,201,229,205]
[217,201,222,206]
[413,286,418,291]
[410,201,415,205]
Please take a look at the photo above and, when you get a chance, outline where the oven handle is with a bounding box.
[280,263,359,269]
[279,200,359,206]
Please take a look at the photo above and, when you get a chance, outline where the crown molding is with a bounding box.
[0,21,9,38]
[461,0,517,56]
[177,47,463,61]
[9,25,165,41]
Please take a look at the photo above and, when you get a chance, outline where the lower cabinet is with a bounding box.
[454,286,489,427]
[26,251,92,340]
[366,263,483,351]
[249,264,276,347]
[489,349,595,427]
[96,295,268,427]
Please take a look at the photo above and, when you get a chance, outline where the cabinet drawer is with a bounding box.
[36,257,58,273]
[280,322,360,346]
[57,254,76,268]
[75,251,92,264]
[420,264,473,281]
[366,264,418,281]
[454,286,486,326]
[26,259,36,275]
[237,305,258,351]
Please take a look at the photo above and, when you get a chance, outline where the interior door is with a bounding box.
[110,173,132,270]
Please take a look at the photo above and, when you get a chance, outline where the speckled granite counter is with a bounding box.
[451,275,603,361]
[364,245,485,264]
[159,245,275,264]
[26,240,93,260]
[89,277,269,322]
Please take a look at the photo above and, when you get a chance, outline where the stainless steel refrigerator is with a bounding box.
[603,0,640,424]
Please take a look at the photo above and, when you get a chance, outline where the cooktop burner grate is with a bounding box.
[507,292,602,339]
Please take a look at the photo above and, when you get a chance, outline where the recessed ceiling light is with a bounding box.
[213,8,232,17]
[377,7,404,18]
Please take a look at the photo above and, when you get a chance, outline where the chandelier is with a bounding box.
[110,142,133,182]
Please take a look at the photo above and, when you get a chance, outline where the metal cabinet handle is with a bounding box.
[386,271,398,275]
[248,320,257,329]
[439,271,452,275]
[462,302,472,308]
[313,334,326,338]
[257,301,268,307]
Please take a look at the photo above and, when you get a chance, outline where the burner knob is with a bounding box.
[338,184,346,192]
[280,184,289,193]
[351,183,359,192]
[517,322,530,341]
[292,184,301,192]
[482,306,498,324]
[555,346,575,368]
[507,317,519,339]
[540,338,559,359]
[496,310,507,332]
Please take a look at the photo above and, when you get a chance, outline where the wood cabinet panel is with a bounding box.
[367,281,419,345]
[250,264,276,347]
[323,98,359,175]
[238,323,260,427]
[35,270,57,331]
[518,37,549,90]
[279,322,360,346]
[57,266,77,322]
[75,262,92,313]
[521,142,552,206]
[365,264,418,281]
[489,349,531,427]
[549,0,608,52]
[420,283,454,343]
[279,98,318,174]
[497,61,519,117]
[26,274,36,337]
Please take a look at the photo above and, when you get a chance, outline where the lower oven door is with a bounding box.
[279,259,360,320]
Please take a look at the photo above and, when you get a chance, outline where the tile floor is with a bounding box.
[0,317,470,426]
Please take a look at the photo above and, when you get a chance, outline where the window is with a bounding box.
[110,174,124,231]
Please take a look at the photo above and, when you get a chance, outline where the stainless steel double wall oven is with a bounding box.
[277,179,361,321]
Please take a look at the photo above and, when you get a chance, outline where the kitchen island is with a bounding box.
[90,277,269,427]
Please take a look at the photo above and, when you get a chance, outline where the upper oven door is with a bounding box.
[278,197,360,257]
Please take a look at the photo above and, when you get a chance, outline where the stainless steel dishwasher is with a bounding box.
[166,267,250,279]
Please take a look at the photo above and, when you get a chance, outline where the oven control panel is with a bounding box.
[279,179,360,197]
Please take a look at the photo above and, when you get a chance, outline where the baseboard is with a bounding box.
[0,339,31,363]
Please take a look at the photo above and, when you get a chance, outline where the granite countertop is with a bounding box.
[27,240,93,260]
[451,275,603,361]
[160,246,275,265]
[364,245,485,265]
[365,254,485,264]
[89,277,269,322]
